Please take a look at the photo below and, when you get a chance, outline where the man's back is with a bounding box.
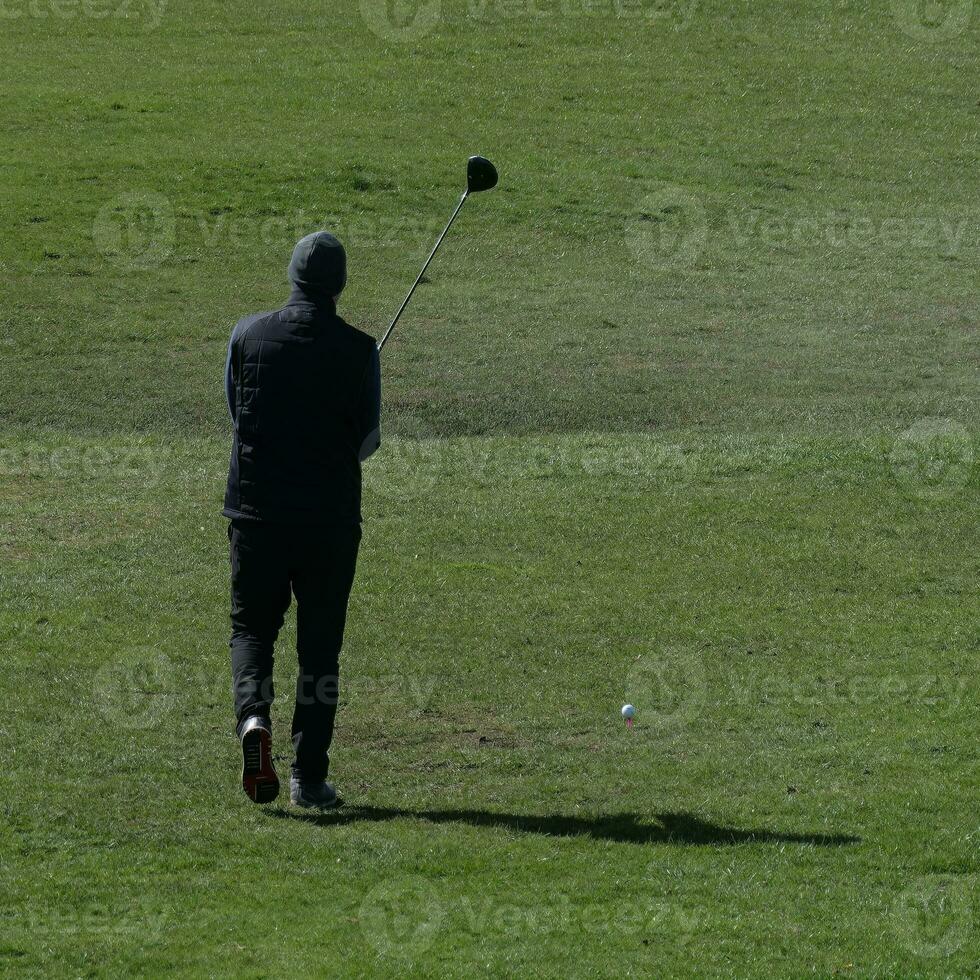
[224,297,378,524]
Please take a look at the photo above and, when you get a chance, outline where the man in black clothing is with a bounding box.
[223,231,381,808]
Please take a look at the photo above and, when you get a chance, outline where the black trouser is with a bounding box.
[228,519,361,782]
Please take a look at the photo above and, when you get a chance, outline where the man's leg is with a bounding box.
[288,523,362,784]
[229,520,291,732]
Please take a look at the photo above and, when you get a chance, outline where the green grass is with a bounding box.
[1,430,976,975]
[1,1,977,438]
[1,0,978,975]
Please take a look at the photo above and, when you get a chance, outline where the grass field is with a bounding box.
[1,0,978,976]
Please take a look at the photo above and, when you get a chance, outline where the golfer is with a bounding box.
[223,231,380,809]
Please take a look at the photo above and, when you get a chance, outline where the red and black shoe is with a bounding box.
[240,716,280,804]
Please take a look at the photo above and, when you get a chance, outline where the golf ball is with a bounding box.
[621,704,635,719]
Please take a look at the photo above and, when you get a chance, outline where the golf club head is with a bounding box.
[467,155,498,194]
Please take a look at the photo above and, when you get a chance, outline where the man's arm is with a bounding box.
[358,344,381,462]
[225,331,236,421]
[225,319,253,423]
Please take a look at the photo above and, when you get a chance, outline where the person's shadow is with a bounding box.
[268,806,859,847]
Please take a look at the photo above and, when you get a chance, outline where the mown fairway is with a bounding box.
[1,1,978,976]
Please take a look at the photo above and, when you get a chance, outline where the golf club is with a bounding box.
[377,155,498,351]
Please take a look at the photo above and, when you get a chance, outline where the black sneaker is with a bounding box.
[240,716,279,804]
[289,776,340,810]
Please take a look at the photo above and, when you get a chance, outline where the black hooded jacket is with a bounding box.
[223,286,380,524]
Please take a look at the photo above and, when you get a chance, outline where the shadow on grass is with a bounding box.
[268,806,859,846]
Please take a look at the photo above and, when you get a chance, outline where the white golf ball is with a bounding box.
[621,704,635,719]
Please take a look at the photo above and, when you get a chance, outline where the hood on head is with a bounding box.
[288,231,346,297]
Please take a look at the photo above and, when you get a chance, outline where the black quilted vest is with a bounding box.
[223,295,376,524]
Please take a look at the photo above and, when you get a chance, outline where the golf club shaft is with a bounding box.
[377,190,469,351]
